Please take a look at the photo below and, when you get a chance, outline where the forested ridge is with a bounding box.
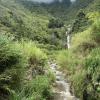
[0,0,100,100]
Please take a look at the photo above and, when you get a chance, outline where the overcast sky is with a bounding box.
[28,0,76,3]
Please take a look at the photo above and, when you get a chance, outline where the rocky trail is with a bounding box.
[48,61,78,100]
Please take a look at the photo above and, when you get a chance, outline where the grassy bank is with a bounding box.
[56,12,100,100]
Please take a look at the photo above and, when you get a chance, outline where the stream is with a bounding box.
[48,61,78,100]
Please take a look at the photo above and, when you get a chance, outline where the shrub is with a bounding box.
[83,48,100,100]
[48,18,64,28]
[0,35,27,99]
[19,40,47,67]
[0,37,52,99]
[91,18,100,43]
[72,10,89,33]
[72,28,96,55]
[70,70,86,99]
[10,76,53,100]
[56,50,78,74]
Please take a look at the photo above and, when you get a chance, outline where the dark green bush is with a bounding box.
[83,48,100,100]
[48,18,64,28]
[72,10,89,33]
[10,76,53,100]
[92,18,100,43]
[0,36,25,73]
[0,35,27,99]
[56,50,78,74]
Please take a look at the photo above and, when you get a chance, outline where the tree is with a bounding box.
[48,18,64,28]
[72,10,89,33]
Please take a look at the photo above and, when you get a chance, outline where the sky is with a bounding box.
[28,0,76,3]
[30,0,53,3]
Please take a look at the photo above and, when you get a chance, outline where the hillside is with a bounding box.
[0,0,70,49]
[0,0,100,100]
[56,0,100,100]
[0,0,50,41]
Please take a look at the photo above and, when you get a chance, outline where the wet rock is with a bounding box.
[49,61,77,100]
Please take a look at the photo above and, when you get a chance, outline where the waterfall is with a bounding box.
[66,27,72,49]
[67,34,71,49]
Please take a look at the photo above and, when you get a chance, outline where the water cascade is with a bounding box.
[48,61,78,100]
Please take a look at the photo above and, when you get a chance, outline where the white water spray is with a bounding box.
[66,27,72,49]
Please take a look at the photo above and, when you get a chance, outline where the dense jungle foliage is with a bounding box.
[0,0,100,100]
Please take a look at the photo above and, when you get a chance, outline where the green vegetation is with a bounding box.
[48,18,64,29]
[0,0,100,100]
[56,5,100,100]
[0,34,53,100]
[10,76,52,100]
[0,0,66,48]
[0,35,26,99]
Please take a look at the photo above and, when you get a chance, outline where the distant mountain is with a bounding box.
[0,0,99,45]
[0,0,67,48]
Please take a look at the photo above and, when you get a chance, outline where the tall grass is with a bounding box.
[10,76,53,100]
[0,35,52,100]
[72,28,96,55]
[17,40,48,67]
[91,18,100,43]
[55,14,100,100]
[0,35,28,100]
[56,50,78,75]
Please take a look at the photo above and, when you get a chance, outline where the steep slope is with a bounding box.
[86,0,100,12]
[0,0,49,41]
[0,0,68,49]
[66,0,95,24]
[0,0,100,100]
[56,0,100,100]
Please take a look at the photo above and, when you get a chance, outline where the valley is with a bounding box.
[0,0,100,100]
